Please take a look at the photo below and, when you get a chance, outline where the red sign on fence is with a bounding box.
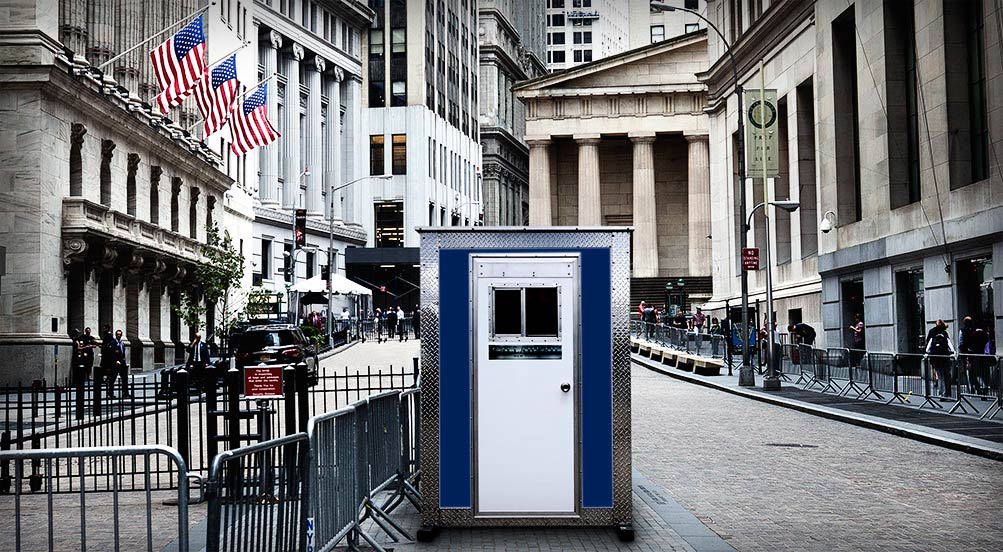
[244,366,284,398]
[742,247,760,271]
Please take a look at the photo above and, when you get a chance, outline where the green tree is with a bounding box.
[174,223,246,350]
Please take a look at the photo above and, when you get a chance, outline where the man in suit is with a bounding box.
[106,329,131,398]
[98,325,115,390]
[186,332,211,385]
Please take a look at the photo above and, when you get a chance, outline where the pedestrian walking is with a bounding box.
[642,303,656,339]
[98,325,115,389]
[106,329,131,398]
[186,332,211,387]
[78,326,98,380]
[69,328,87,385]
[396,306,406,342]
[413,307,421,339]
[385,308,398,345]
[926,320,955,399]
[374,308,383,342]
[692,307,706,334]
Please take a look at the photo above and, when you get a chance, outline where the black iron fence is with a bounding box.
[0,358,419,493]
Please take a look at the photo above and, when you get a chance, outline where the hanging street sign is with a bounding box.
[742,247,761,271]
[745,89,779,178]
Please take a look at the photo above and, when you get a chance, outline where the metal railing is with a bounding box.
[0,444,192,552]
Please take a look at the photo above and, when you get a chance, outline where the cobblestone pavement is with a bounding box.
[321,339,420,373]
[630,362,1003,552]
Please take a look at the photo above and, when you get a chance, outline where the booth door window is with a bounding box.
[474,256,578,516]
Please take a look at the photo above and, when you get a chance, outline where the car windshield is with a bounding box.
[238,330,299,352]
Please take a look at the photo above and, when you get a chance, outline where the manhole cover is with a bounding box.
[763,443,818,448]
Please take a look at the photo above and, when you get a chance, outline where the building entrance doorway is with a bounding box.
[841,280,864,349]
[957,256,995,348]
[896,269,925,353]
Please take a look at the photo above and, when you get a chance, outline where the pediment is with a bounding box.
[515,31,708,96]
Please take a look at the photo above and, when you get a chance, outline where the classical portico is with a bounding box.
[515,32,711,281]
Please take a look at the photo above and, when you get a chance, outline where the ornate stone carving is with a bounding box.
[206,195,216,211]
[101,242,119,268]
[171,177,182,196]
[150,165,163,183]
[127,152,140,171]
[290,43,304,61]
[189,186,200,204]
[269,30,283,50]
[312,55,326,73]
[101,139,115,159]
[62,237,88,267]
[70,123,87,146]
[332,66,344,82]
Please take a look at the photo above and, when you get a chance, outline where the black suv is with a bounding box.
[234,324,320,386]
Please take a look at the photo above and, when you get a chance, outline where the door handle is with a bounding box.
[560,382,571,393]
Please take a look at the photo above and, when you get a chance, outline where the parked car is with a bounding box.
[234,324,320,386]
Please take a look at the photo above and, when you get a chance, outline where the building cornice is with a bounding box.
[3,62,233,195]
[255,3,367,76]
[699,0,815,110]
[516,83,706,99]
[253,206,368,245]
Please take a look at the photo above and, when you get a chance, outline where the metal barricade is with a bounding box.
[780,344,800,382]
[357,391,412,547]
[709,335,726,359]
[0,444,192,552]
[951,354,1001,416]
[306,406,359,552]
[205,432,310,552]
[823,348,850,394]
[895,353,939,409]
[796,344,815,387]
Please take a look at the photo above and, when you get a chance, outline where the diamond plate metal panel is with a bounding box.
[418,228,632,528]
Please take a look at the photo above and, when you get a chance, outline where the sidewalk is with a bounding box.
[632,352,1003,461]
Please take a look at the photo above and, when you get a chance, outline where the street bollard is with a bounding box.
[206,369,219,463]
[0,431,11,494]
[296,361,309,433]
[226,368,240,453]
[413,356,419,386]
[175,368,190,469]
[93,367,103,417]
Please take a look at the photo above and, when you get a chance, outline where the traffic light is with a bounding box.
[294,209,306,247]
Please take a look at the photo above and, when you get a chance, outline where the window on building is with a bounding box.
[391,80,406,106]
[573,49,582,62]
[189,187,199,239]
[550,14,564,26]
[583,31,592,43]
[391,28,406,53]
[150,167,160,225]
[796,78,818,258]
[895,268,925,352]
[69,123,84,196]
[573,32,581,44]
[126,153,139,217]
[369,29,384,56]
[374,202,404,247]
[261,239,271,279]
[392,134,406,175]
[100,139,114,206]
[945,0,989,188]
[552,32,565,44]
[370,135,385,175]
[775,96,792,265]
[729,0,743,43]
[685,0,698,8]
[886,0,920,209]
[832,5,861,222]
[583,49,592,62]
[650,25,665,43]
[550,0,564,7]
[170,177,181,232]
[306,251,315,279]
[685,23,699,33]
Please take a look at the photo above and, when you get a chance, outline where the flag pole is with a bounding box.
[98,2,216,71]
[206,41,250,71]
[233,73,280,103]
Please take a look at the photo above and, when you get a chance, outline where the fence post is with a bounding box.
[296,362,309,433]
[93,368,103,417]
[283,366,297,437]
[413,356,419,385]
[206,370,219,464]
[75,371,84,421]
[226,368,240,453]
[175,368,191,469]
[0,430,10,494]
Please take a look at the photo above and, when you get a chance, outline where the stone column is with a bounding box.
[306,55,325,217]
[344,77,364,226]
[575,134,602,226]
[630,133,659,277]
[325,66,344,221]
[282,43,304,210]
[527,138,552,226]
[686,134,711,276]
[259,31,282,206]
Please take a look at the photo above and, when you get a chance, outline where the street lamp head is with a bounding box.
[770,200,800,213]
[820,210,837,233]
[650,1,676,12]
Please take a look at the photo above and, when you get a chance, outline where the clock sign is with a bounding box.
[744,89,780,177]
[747,99,777,129]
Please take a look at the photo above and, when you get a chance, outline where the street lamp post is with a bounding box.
[325,174,392,347]
[287,168,311,323]
[746,200,800,390]
[650,2,755,385]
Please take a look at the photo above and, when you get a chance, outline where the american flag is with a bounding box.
[150,15,207,114]
[229,83,280,156]
[194,55,239,137]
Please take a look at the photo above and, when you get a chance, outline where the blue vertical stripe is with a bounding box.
[579,248,613,507]
[438,249,472,508]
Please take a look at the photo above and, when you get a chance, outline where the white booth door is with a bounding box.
[473,255,578,516]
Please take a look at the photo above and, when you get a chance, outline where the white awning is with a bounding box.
[289,274,372,296]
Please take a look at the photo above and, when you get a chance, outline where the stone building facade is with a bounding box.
[514,32,713,305]
[0,1,237,383]
[701,0,1001,351]
[478,0,547,226]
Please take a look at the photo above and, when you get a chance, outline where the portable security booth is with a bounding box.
[416,227,633,540]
